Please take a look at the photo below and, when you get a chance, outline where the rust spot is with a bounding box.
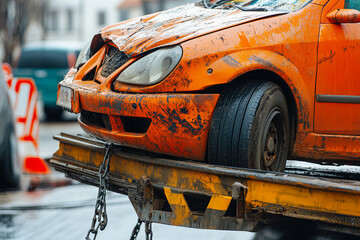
[180,107,188,114]
[220,36,225,44]
[318,50,335,64]
[250,55,281,72]
[223,55,243,68]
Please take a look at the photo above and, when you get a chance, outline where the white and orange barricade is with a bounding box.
[2,63,50,174]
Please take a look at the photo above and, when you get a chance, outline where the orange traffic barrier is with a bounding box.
[2,63,50,174]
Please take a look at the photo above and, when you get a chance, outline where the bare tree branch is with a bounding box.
[0,0,46,63]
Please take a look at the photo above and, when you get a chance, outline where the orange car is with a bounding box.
[57,0,360,171]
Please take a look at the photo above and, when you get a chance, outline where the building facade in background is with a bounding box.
[118,0,194,21]
[33,0,195,43]
[1,0,195,61]
[40,0,121,43]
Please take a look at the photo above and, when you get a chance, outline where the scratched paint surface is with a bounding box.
[78,92,219,160]
[101,4,283,57]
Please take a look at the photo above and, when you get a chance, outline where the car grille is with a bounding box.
[80,109,152,134]
[120,116,151,134]
[80,110,112,131]
[101,46,129,78]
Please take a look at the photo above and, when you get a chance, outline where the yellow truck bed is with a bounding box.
[51,133,360,236]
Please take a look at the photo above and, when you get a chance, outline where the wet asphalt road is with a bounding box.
[0,184,254,240]
[0,112,255,240]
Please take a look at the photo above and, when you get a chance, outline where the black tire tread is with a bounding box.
[208,80,266,166]
[208,80,289,170]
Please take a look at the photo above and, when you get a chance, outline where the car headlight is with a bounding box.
[75,41,91,69]
[115,45,183,86]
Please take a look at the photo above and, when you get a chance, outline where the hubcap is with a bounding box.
[264,122,278,167]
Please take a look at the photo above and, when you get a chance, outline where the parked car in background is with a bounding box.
[14,41,83,121]
[57,0,360,172]
[0,64,20,189]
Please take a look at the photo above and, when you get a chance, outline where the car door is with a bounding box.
[314,0,360,135]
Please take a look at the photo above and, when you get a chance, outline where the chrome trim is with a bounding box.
[316,95,360,104]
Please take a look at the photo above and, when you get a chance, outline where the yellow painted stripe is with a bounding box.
[207,195,232,211]
[164,187,188,207]
[246,181,360,217]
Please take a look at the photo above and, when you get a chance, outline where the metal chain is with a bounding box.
[129,219,153,240]
[130,218,143,240]
[145,222,153,240]
[85,143,114,240]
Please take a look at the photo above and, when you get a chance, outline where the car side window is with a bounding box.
[345,0,360,11]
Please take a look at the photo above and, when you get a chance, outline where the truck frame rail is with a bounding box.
[51,133,360,235]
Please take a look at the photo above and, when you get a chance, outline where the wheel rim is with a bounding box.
[261,109,286,171]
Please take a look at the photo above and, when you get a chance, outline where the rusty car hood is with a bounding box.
[100,4,284,57]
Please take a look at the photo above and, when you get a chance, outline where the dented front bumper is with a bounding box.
[58,73,219,160]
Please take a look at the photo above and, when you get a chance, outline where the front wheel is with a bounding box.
[208,80,290,172]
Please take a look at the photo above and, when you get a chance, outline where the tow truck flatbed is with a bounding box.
[51,133,360,236]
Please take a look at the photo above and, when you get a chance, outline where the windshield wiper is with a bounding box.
[203,0,233,9]
[203,0,268,11]
[202,0,268,11]
[203,0,211,8]
[235,5,268,11]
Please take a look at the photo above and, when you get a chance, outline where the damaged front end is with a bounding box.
[57,39,219,160]
[57,2,286,160]
[58,0,311,162]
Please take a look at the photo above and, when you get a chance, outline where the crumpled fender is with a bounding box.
[211,49,312,134]
[172,47,313,134]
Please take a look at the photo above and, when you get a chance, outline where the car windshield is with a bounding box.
[202,0,312,12]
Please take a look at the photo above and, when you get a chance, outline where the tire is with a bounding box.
[208,80,290,171]
[45,106,63,121]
